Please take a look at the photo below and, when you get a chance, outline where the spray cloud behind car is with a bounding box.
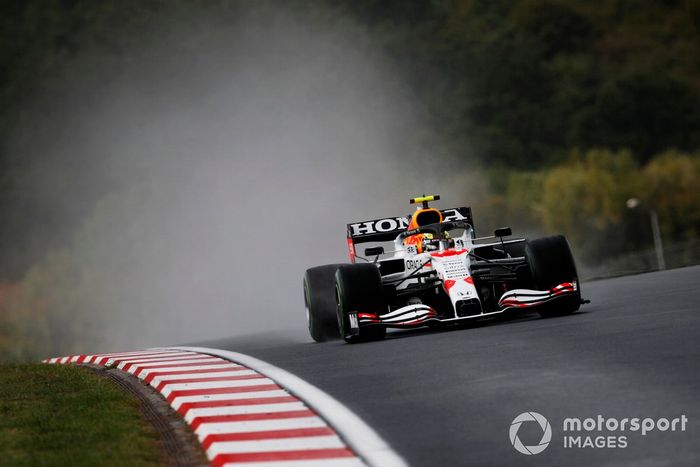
[3,3,480,354]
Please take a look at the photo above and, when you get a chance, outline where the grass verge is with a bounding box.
[0,363,163,466]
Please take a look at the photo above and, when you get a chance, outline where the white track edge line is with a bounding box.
[170,346,408,467]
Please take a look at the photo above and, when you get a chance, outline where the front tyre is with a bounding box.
[525,235,581,317]
[335,263,387,343]
[304,264,346,342]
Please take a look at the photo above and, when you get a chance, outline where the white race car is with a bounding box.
[304,195,587,343]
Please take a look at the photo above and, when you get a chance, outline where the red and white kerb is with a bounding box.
[45,349,368,467]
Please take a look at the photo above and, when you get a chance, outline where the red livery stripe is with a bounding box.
[429,248,468,258]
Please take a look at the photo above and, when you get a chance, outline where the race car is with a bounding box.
[304,195,587,343]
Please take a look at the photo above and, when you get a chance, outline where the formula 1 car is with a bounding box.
[304,195,587,343]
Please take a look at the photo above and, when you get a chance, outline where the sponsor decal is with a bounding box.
[441,208,470,222]
[437,255,470,279]
[349,217,410,237]
[405,258,429,270]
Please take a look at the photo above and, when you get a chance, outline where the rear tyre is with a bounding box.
[335,264,387,343]
[304,264,345,342]
[525,235,581,317]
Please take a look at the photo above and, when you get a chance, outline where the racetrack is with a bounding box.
[195,266,700,466]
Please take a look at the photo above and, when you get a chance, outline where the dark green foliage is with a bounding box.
[2,0,698,165]
[341,0,700,165]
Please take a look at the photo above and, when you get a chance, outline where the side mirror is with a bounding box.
[365,246,384,256]
[494,227,512,238]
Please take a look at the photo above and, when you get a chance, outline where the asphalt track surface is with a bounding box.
[197,266,700,466]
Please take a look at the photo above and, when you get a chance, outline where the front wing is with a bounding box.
[354,282,578,329]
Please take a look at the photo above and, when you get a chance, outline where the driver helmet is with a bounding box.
[404,208,443,253]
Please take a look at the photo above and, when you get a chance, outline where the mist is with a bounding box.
[6,3,479,354]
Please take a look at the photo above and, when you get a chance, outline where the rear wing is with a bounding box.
[346,207,474,262]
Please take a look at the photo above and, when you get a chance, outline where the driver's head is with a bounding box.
[408,208,443,230]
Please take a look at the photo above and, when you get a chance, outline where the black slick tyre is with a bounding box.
[304,264,345,342]
[525,235,582,317]
[335,263,387,343]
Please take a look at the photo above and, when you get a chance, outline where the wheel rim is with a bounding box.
[304,282,311,332]
[335,286,344,336]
